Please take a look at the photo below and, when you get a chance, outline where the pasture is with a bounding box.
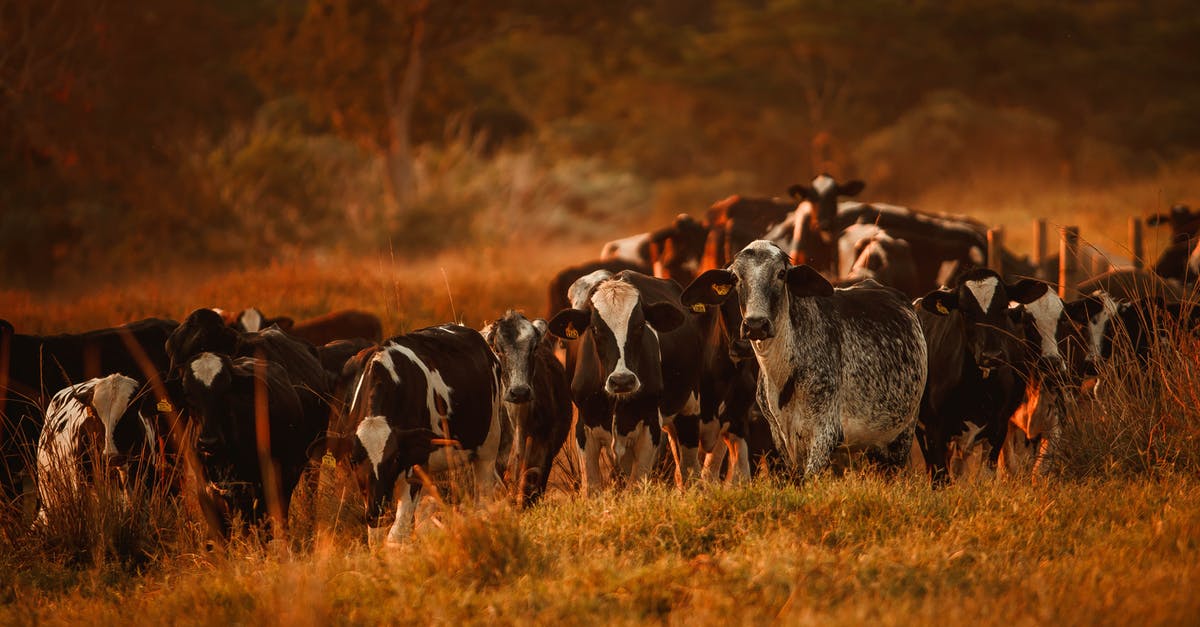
[3,175,1200,625]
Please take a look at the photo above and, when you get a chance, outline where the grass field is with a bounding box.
[2,175,1199,625]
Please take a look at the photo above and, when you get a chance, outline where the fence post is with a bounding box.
[1058,225,1080,299]
[987,227,1004,274]
[1032,219,1047,279]
[1129,216,1144,270]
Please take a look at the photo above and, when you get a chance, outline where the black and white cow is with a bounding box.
[484,311,572,508]
[0,317,177,503]
[786,174,865,244]
[549,271,703,493]
[915,269,1051,484]
[682,240,927,478]
[181,352,329,536]
[35,374,160,520]
[692,292,758,483]
[166,308,331,399]
[219,308,384,346]
[316,325,503,546]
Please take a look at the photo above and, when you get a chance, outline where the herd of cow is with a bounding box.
[3,174,1199,546]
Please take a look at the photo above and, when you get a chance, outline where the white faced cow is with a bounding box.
[682,240,928,478]
[316,324,503,546]
[36,374,158,521]
[549,271,703,494]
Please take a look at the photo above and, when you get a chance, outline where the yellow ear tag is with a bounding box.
[322,452,336,468]
[712,284,732,296]
[691,303,707,313]
[565,322,579,339]
[936,302,950,315]
[156,399,173,413]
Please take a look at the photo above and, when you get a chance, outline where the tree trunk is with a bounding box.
[383,0,428,213]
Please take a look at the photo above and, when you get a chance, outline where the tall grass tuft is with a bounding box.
[1053,299,1200,478]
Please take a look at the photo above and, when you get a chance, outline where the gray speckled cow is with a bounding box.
[682,240,927,479]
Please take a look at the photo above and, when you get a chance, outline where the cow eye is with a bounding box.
[776,269,786,281]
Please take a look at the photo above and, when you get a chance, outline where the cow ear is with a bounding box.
[548,308,590,341]
[837,180,866,197]
[268,316,295,331]
[1007,279,1050,305]
[531,318,549,341]
[787,184,811,201]
[681,269,736,307]
[481,322,496,347]
[786,265,834,298]
[644,302,684,333]
[919,290,959,316]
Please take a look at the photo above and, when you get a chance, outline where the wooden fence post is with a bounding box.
[1129,216,1144,270]
[1058,225,1080,298]
[987,227,1004,274]
[1032,219,1047,279]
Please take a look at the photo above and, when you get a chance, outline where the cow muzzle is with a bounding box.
[741,317,774,340]
[504,385,533,404]
[606,371,641,396]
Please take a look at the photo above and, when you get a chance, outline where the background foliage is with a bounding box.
[4,0,1200,286]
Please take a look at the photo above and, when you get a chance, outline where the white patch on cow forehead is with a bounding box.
[965,276,999,312]
[92,375,138,448]
[812,174,835,195]
[569,270,613,310]
[1024,291,1064,358]
[592,280,641,377]
[356,415,392,477]
[374,349,401,383]
[240,308,263,333]
[1087,293,1120,360]
[191,353,223,387]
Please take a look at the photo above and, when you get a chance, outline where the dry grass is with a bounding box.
[2,174,1200,623]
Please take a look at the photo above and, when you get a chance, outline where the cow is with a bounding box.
[786,174,866,243]
[0,317,177,504]
[35,374,161,521]
[600,232,650,264]
[1075,268,1184,303]
[549,271,703,494]
[692,293,759,483]
[704,195,798,270]
[312,325,504,546]
[165,308,330,399]
[914,269,1053,484]
[180,352,329,536]
[835,227,921,298]
[483,311,572,507]
[599,215,708,283]
[681,240,928,479]
[1148,205,1200,282]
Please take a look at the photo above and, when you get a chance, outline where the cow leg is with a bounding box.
[800,415,843,481]
[472,448,500,506]
[579,426,608,497]
[386,480,422,545]
[630,423,658,485]
[722,433,750,484]
[698,417,727,482]
[668,392,703,486]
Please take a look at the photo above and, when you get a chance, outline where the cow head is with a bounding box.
[681,240,832,342]
[648,214,709,283]
[1064,291,1126,376]
[231,308,295,334]
[484,311,548,405]
[69,374,150,472]
[788,174,864,239]
[181,352,237,468]
[1010,282,1068,372]
[167,309,238,373]
[549,276,684,397]
[1147,204,1200,244]
[918,269,1047,378]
